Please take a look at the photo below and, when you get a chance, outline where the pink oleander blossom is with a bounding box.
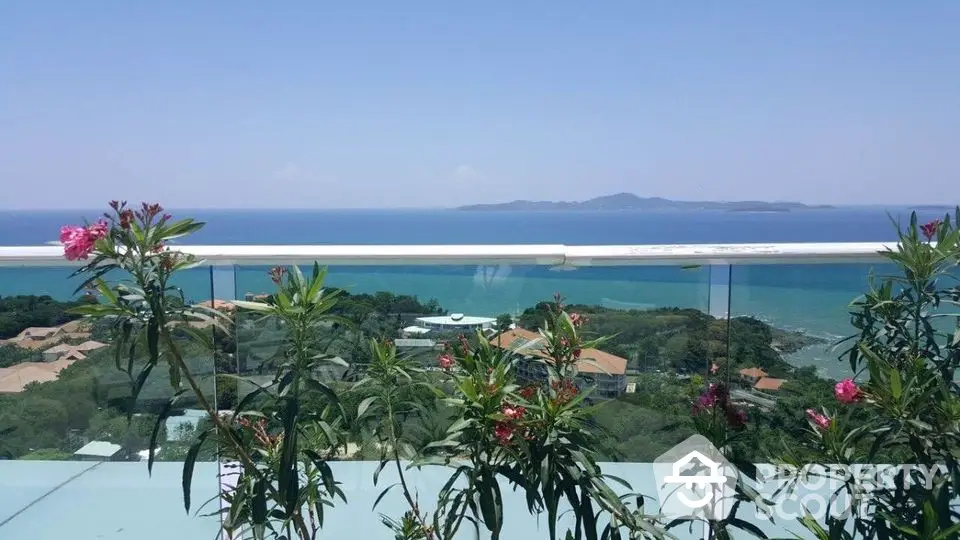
[60,225,96,261]
[806,408,831,431]
[921,220,941,241]
[834,378,861,404]
[87,219,108,240]
[501,405,526,420]
[437,353,455,370]
[569,312,586,327]
[493,422,514,444]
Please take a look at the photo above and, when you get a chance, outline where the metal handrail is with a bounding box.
[0,242,892,267]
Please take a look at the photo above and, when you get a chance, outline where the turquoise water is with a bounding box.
[0,262,885,379]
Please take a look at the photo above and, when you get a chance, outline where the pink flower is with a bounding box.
[437,354,455,370]
[834,378,861,404]
[806,409,831,431]
[493,422,514,444]
[268,266,287,285]
[60,225,95,261]
[501,405,526,420]
[921,220,941,241]
[569,312,586,327]
[87,219,108,240]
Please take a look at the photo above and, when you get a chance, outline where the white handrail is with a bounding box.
[0,242,893,267]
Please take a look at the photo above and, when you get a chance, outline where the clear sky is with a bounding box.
[1,2,957,209]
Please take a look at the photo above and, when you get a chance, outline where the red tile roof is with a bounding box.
[490,328,627,375]
[754,377,787,391]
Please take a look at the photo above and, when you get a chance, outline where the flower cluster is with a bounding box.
[551,378,579,405]
[269,266,287,285]
[806,409,831,432]
[238,416,279,449]
[518,384,539,400]
[834,378,862,404]
[801,378,860,435]
[921,219,941,241]
[107,200,170,230]
[437,352,455,370]
[60,220,109,260]
[693,383,748,430]
[493,403,529,445]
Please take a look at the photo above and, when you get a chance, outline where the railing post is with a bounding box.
[210,263,239,539]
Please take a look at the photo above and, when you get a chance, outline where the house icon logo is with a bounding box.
[653,434,737,521]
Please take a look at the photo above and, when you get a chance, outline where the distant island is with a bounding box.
[456,193,835,213]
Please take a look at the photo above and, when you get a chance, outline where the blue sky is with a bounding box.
[1,2,957,209]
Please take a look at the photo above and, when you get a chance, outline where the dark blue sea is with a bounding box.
[0,207,954,379]
[0,207,949,245]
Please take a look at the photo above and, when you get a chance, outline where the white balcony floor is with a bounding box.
[0,461,825,539]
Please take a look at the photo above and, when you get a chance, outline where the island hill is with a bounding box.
[456,193,834,213]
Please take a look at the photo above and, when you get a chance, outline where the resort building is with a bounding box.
[400,325,433,337]
[394,338,438,349]
[0,358,77,393]
[193,299,237,312]
[739,367,769,384]
[754,377,787,392]
[0,320,91,350]
[489,328,629,399]
[73,441,123,461]
[41,340,106,363]
[41,343,75,362]
[414,314,497,333]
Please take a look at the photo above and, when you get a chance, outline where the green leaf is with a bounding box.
[445,417,473,435]
[372,482,399,510]
[357,396,379,418]
[182,427,213,513]
[148,392,183,475]
[890,368,902,400]
[231,300,274,312]
[728,517,767,538]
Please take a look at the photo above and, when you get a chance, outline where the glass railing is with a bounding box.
[0,243,893,538]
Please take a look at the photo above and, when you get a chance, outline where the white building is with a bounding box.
[414,314,496,332]
[74,441,123,461]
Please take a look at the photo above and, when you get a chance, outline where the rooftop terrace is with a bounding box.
[0,240,947,538]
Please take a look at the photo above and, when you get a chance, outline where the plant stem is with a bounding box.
[161,329,312,539]
[387,393,432,537]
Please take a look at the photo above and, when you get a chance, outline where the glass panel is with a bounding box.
[730,262,887,381]
[725,261,888,536]
[0,265,221,537]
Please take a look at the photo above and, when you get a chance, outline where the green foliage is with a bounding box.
[789,209,960,540]
[19,448,74,460]
[218,264,351,539]
[0,343,40,368]
[0,294,92,339]
[353,339,439,539]
[422,299,667,540]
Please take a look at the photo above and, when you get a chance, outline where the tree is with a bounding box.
[495,313,513,331]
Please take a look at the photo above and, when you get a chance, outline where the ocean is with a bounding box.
[0,206,952,379]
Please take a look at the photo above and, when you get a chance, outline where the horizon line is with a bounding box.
[0,203,955,212]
